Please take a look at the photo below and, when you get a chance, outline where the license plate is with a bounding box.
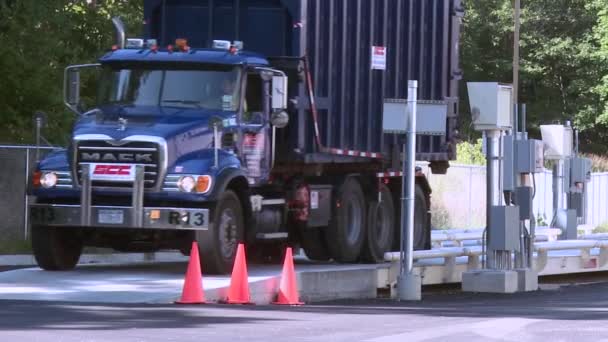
[98,209,124,225]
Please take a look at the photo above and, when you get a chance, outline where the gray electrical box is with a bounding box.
[570,157,592,185]
[515,139,544,174]
[515,187,533,220]
[489,205,520,251]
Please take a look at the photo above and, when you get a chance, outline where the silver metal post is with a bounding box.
[398,80,421,301]
[552,161,560,218]
[35,118,42,163]
[485,130,498,269]
[24,148,30,240]
[214,123,219,168]
[132,165,145,227]
[272,126,277,168]
[80,164,92,227]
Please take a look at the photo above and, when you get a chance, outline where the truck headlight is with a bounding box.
[169,174,213,194]
[40,172,58,189]
[177,176,196,193]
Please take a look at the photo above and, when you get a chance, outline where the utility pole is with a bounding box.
[513,0,521,105]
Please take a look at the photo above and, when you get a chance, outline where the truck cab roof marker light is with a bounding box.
[212,40,231,50]
[175,38,189,52]
[125,38,144,49]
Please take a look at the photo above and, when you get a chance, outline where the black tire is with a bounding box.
[197,190,244,274]
[413,185,430,250]
[31,225,83,271]
[392,184,430,251]
[325,177,367,262]
[299,226,331,261]
[362,184,395,263]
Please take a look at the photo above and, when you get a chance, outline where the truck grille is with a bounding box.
[75,140,161,189]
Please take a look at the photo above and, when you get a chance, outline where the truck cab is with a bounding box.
[30,39,291,274]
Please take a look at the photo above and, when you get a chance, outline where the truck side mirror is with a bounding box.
[63,63,100,115]
[271,75,288,110]
[66,69,81,109]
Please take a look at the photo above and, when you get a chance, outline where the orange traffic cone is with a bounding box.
[272,247,304,305]
[225,243,252,304]
[175,241,206,304]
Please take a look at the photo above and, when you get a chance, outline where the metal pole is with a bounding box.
[468,166,473,227]
[513,0,521,105]
[485,130,497,268]
[552,162,559,219]
[24,148,30,240]
[214,123,219,168]
[398,80,420,301]
[35,118,41,163]
[401,80,417,276]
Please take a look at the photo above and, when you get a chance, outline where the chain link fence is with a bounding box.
[0,145,53,253]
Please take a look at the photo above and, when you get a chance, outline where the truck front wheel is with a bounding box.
[31,225,83,271]
[197,190,244,274]
[325,177,367,262]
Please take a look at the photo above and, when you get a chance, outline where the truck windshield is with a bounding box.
[97,66,242,111]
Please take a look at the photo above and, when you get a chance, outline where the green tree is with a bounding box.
[0,0,143,144]
[460,0,608,154]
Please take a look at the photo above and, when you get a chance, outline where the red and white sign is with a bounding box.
[90,164,135,182]
[371,46,387,70]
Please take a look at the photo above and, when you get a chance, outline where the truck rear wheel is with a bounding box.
[31,225,83,271]
[325,177,366,262]
[413,185,430,249]
[362,184,395,263]
[392,184,430,251]
[197,190,244,274]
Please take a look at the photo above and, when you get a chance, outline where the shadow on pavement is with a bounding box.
[290,281,608,321]
[0,301,285,331]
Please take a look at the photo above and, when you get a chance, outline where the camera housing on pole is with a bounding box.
[540,124,591,240]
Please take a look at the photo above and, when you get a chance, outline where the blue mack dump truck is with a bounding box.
[29,0,463,274]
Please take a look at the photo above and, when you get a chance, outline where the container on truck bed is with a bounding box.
[29,0,462,274]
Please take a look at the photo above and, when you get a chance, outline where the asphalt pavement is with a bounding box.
[1,280,608,342]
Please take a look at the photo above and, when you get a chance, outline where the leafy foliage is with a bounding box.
[0,0,143,144]
[456,139,485,165]
[461,0,608,155]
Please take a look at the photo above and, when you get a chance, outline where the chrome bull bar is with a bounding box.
[31,164,209,230]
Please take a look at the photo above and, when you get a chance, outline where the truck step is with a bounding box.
[255,232,289,240]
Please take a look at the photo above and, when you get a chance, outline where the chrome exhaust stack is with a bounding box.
[111,17,126,49]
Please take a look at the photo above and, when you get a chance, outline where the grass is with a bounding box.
[0,238,32,255]
[593,223,608,234]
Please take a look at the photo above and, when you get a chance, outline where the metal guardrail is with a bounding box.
[430,227,562,247]
[382,228,608,286]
